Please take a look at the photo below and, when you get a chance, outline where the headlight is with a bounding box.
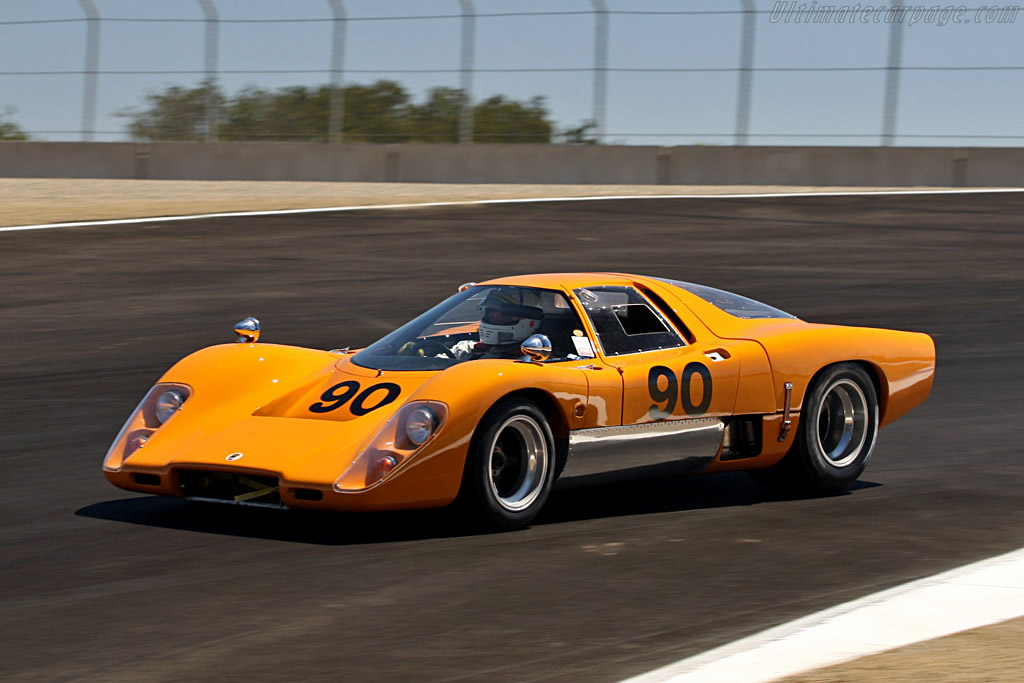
[103,383,192,472]
[155,389,185,425]
[405,406,439,446]
[334,400,448,492]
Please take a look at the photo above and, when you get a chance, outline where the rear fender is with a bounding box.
[751,325,935,427]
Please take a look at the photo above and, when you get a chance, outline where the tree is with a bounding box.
[559,120,599,145]
[0,107,29,140]
[405,87,466,142]
[338,80,413,142]
[118,80,222,141]
[218,81,415,142]
[221,85,332,141]
[473,95,552,143]
[120,80,559,143]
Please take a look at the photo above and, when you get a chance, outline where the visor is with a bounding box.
[483,309,520,326]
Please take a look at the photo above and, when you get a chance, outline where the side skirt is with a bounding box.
[562,418,725,481]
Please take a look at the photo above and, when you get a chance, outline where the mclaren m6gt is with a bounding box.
[104,273,935,529]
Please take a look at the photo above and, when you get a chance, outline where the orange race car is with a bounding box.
[103,273,935,529]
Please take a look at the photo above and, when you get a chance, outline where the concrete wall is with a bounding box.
[0,142,138,178]
[664,146,968,187]
[2,141,1023,187]
[141,142,391,181]
[392,144,662,184]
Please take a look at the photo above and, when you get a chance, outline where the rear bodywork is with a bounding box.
[104,272,935,511]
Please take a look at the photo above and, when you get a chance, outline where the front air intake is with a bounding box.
[178,470,282,507]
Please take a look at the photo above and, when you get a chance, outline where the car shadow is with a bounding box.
[75,496,472,545]
[542,472,880,525]
[75,473,881,546]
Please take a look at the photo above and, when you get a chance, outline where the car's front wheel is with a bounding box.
[462,399,555,530]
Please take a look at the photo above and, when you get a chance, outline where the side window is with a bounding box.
[535,290,593,361]
[574,286,686,356]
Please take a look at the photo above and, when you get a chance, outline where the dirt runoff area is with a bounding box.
[2,176,1020,682]
[0,178,965,227]
[781,616,1024,682]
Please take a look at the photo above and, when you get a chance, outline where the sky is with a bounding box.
[0,0,1021,145]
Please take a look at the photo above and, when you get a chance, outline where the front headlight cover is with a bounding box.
[154,389,186,425]
[334,400,448,492]
[405,405,440,446]
[103,382,192,472]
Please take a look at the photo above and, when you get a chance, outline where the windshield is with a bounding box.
[352,285,590,371]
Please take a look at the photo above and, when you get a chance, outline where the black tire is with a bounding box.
[461,399,556,530]
[749,363,878,494]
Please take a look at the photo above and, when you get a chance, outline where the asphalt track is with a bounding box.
[2,194,1023,682]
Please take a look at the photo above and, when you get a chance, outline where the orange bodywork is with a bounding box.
[104,272,935,510]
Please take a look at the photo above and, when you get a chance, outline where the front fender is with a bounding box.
[374,360,590,506]
[160,343,341,416]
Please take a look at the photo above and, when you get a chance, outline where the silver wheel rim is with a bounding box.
[815,378,870,468]
[487,415,549,512]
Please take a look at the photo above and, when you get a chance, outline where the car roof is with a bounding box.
[477,272,804,338]
[479,272,662,291]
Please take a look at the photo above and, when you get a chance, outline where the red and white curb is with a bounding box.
[623,547,1024,683]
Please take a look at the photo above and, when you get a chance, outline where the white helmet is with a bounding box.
[478,288,543,346]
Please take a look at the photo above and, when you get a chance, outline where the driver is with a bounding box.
[450,287,544,360]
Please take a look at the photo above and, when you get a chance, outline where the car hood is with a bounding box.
[122,346,438,485]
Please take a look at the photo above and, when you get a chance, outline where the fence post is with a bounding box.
[458,0,475,143]
[881,2,904,146]
[735,0,756,145]
[198,0,219,142]
[77,0,100,142]
[591,0,608,143]
[327,0,347,143]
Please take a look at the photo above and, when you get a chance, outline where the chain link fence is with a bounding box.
[0,1,1021,146]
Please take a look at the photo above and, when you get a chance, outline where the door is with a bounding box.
[562,285,737,478]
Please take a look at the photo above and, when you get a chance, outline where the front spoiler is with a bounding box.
[186,496,288,510]
[104,466,451,512]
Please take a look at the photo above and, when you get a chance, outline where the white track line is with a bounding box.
[622,546,1024,683]
[2,187,1023,233]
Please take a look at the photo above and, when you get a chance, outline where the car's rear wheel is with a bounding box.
[462,399,555,530]
[749,363,878,493]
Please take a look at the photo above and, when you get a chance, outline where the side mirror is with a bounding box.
[234,316,260,343]
[520,334,552,363]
